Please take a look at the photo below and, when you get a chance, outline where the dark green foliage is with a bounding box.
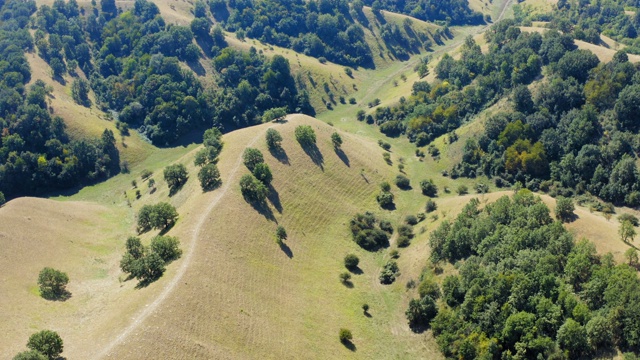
[362,0,483,25]
[619,213,639,227]
[379,260,399,284]
[339,272,351,284]
[163,164,188,193]
[344,254,359,270]
[265,128,283,150]
[252,163,272,186]
[331,132,342,148]
[37,267,69,300]
[395,174,410,189]
[420,179,437,197]
[379,220,393,233]
[349,212,389,251]
[405,215,418,225]
[425,199,437,213]
[198,163,221,191]
[0,192,5,207]
[376,190,394,209]
[26,330,63,360]
[239,174,267,203]
[421,192,640,358]
[295,125,316,147]
[339,328,353,343]
[554,49,600,83]
[225,0,373,67]
[13,350,47,360]
[71,78,90,107]
[406,295,438,330]
[275,225,287,243]
[120,235,181,284]
[243,148,264,171]
[555,196,574,222]
[136,203,178,233]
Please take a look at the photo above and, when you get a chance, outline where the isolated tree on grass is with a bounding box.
[295,125,316,147]
[243,148,264,171]
[26,330,63,360]
[620,219,636,243]
[555,196,575,222]
[344,254,360,270]
[420,179,438,197]
[37,268,69,300]
[163,164,188,193]
[198,163,221,191]
[625,247,639,266]
[275,225,287,244]
[331,132,343,149]
[265,128,283,150]
[339,328,353,344]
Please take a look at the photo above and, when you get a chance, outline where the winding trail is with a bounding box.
[95,1,516,357]
[96,125,273,359]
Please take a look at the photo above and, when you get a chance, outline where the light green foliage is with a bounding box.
[37,268,69,300]
[557,319,588,358]
[26,330,63,360]
[242,148,264,171]
[625,247,639,265]
[344,254,359,270]
[239,174,268,203]
[198,163,222,191]
[620,220,636,243]
[136,203,178,233]
[13,350,47,360]
[331,132,342,148]
[262,107,287,122]
[275,225,287,244]
[265,128,283,150]
[555,196,575,222]
[295,125,316,147]
[456,184,468,195]
[339,328,352,343]
[379,260,399,284]
[339,272,351,284]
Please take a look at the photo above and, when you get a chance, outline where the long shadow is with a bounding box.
[342,280,354,288]
[335,147,350,167]
[168,181,187,197]
[301,143,324,170]
[341,340,357,352]
[269,146,290,165]
[267,185,283,213]
[348,266,363,275]
[279,241,293,258]
[186,59,206,76]
[42,289,72,302]
[247,198,276,222]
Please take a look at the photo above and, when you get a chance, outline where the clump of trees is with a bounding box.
[379,260,399,284]
[37,268,69,300]
[349,212,390,251]
[265,128,283,150]
[14,330,64,360]
[376,182,395,209]
[195,128,223,191]
[120,235,181,284]
[137,202,179,233]
[420,179,438,197]
[416,191,640,358]
[239,174,268,203]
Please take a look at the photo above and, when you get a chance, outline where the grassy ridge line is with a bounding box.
[95,120,283,359]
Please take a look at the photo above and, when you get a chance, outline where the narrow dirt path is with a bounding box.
[95,125,274,359]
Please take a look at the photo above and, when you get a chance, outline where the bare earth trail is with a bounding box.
[96,1,516,356]
[96,124,276,359]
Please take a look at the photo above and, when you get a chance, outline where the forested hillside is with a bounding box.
[0,0,119,198]
[361,0,485,25]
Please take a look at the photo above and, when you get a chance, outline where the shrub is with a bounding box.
[417,213,426,222]
[141,169,153,180]
[397,236,411,247]
[331,132,343,148]
[243,148,264,171]
[398,224,413,238]
[344,67,353,77]
[163,164,188,193]
[262,107,287,122]
[379,260,399,284]
[420,179,438,197]
[475,182,489,194]
[275,225,287,243]
[198,163,221,191]
[378,140,391,151]
[26,330,63,360]
[265,128,283,150]
[405,215,418,225]
[344,254,360,269]
[362,303,369,313]
[425,199,437,213]
[120,236,175,283]
[339,328,353,343]
[456,184,468,195]
[38,268,69,300]
[377,191,394,209]
[350,212,390,251]
[339,272,352,284]
[395,175,410,189]
[382,152,392,165]
[239,174,268,203]
[349,97,356,104]
[555,196,575,222]
[13,350,47,360]
[418,278,441,299]
[619,213,639,226]
[379,220,394,233]
[252,163,273,186]
[380,182,391,192]
[406,296,438,330]
[295,125,316,146]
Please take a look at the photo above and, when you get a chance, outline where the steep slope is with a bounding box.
[97,115,443,359]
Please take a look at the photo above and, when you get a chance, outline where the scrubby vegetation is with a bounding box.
[349,212,390,251]
[410,191,640,358]
[120,235,181,284]
[362,0,484,25]
[137,202,179,233]
[37,267,69,300]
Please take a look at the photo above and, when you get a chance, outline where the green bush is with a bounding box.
[295,125,316,147]
[456,184,468,195]
[150,236,182,262]
[425,199,437,213]
[397,236,411,247]
[198,163,221,191]
[555,196,575,222]
[339,328,353,343]
[243,148,264,171]
[0,191,5,207]
[331,132,343,148]
[395,174,411,189]
[275,225,287,243]
[405,215,418,225]
[163,164,188,193]
[339,272,352,284]
[26,330,63,360]
[379,260,399,284]
[344,254,360,269]
[252,163,273,186]
[420,179,438,197]
[379,220,394,233]
[265,128,283,150]
[239,174,268,203]
[619,213,639,226]
[37,268,69,300]
[13,350,47,360]
[350,212,390,251]
[377,191,394,209]
[406,296,438,330]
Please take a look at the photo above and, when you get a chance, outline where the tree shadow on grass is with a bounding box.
[279,241,293,258]
[245,197,276,222]
[42,289,72,302]
[347,266,363,275]
[267,185,283,213]
[335,147,350,167]
[201,179,222,193]
[341,280,354,288]
[341,340,357,352]
[168,181,187,197]
[269,146,290,165]
[302,143,324,170]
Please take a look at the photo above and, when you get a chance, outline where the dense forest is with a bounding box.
[407,192,640,358]
[361,0,484,25]
[0,0,119,198]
